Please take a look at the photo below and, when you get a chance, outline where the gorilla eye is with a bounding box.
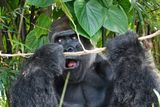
[71,35,77,40]
[55,37,64,43]
[58,38,62,43]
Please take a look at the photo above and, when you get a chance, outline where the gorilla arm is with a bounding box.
[107,31,160,107]
[10,44,65,107]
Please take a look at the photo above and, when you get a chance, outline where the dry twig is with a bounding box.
[0,51,33,58]
[138,30,160,41]
[63,47,106,56]
[0,30,159,57]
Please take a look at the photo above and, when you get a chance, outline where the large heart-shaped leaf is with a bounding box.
[26,0,72,7]
[103,5,128,34]
[74,0,105,37]
[26,0,55,7]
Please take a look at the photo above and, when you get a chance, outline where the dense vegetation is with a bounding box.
[0,0,160,106]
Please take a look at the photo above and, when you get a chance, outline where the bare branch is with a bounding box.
[0,48,106,57]
[0,30,159,58]
[63,48,106,56]
[0,51,33,58]
[138,30,160,41]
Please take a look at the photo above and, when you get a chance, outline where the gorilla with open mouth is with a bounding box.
[10,16,160,107]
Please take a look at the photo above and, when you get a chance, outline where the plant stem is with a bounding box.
[58,72,70,107]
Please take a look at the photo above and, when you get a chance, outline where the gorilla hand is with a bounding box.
[107,31,160,107]
[107,31,144,61]
[29,43,65,76]
[10,43,65,107]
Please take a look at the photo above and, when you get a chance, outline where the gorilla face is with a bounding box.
[51,30,95,82]
[48,17,95,82]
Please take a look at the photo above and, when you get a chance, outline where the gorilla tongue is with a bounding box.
[66,60,77,68]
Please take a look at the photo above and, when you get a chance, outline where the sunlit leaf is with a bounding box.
[25,14,51,52]
[25,32,48,52]
[26,0,55,7]
[101,0,113,8]
[103,5,128,34]
[74,0,105,37]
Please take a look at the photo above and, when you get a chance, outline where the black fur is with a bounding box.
[107,31,160,107]
[10,17,160,107]
[10,44,65,107]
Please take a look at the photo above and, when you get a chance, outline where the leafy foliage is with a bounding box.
[25,0,129,39]
[25,14,51,52]
[0,0,160,106]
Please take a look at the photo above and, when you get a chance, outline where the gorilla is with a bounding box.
[107,33,160,107]
[10,16,160,107]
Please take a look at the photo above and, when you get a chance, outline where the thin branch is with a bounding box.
[0,51,33,58]
[58,72,70,107]
[63,47,106,56]
[138,30,160,41]
[0,48,106,57]
[0,30,159,58]
[17,8,25,41]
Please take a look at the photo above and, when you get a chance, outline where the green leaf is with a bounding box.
[25,14,51,52]
[90,30,102,46]
[118,0,131,13]
[71,20,90,39]
[103,5,128,34]
[29,14,52,38]
[35,14,52,36]
[63,0,73,2]
[74,0,105,37]
[26,0,55,7]
[8,0,19,10]
[25,32,48,52]
[101,0,113,8]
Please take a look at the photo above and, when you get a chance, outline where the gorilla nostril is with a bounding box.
[65,47,74,52]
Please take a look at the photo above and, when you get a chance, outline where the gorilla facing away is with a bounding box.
[10,17,160,107]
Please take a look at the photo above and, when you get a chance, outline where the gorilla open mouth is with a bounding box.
[65,59,79,69]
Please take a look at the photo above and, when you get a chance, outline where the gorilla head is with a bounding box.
[48,17,96,83]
